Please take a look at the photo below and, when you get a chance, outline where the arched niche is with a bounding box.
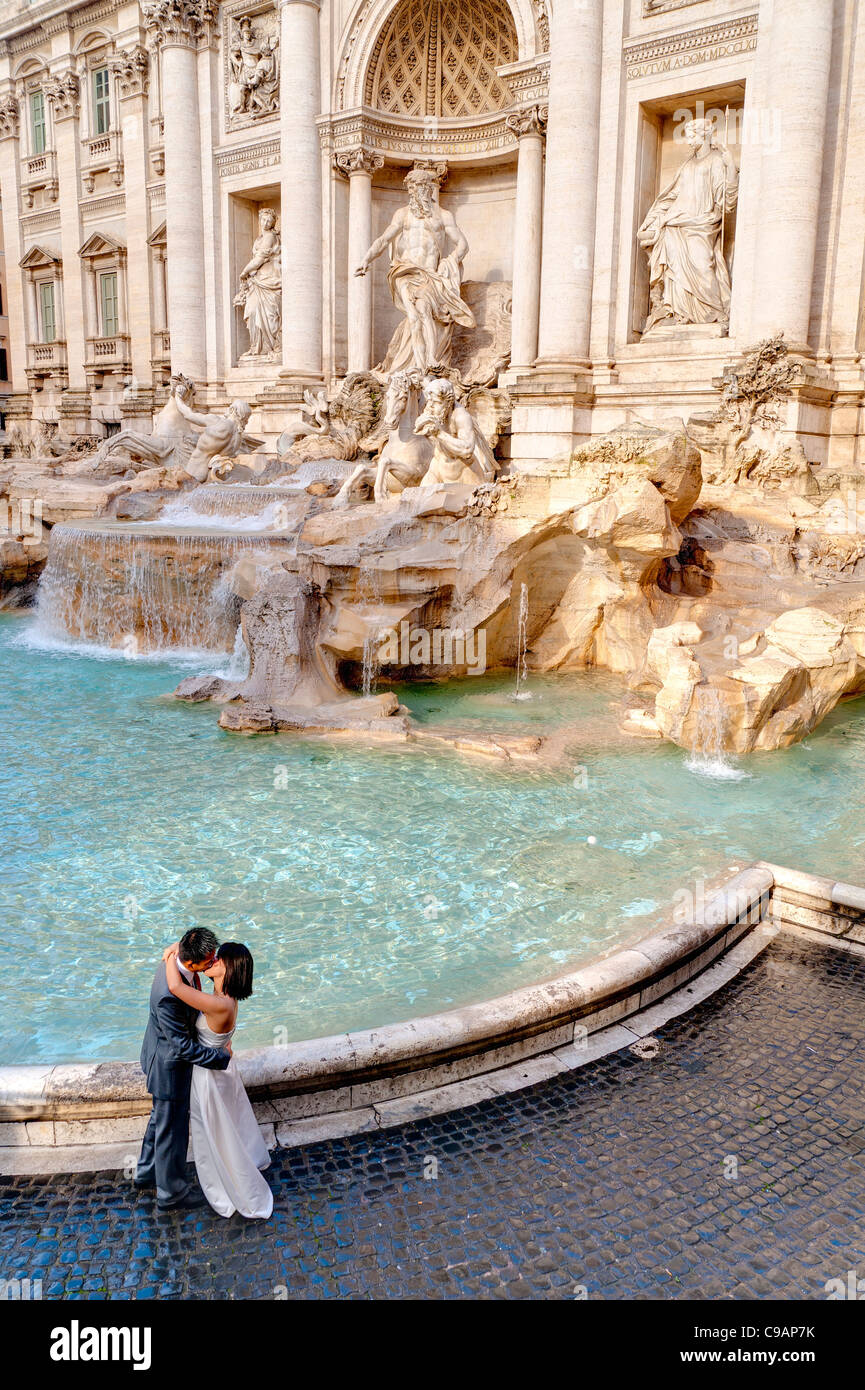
[335,0,542,114]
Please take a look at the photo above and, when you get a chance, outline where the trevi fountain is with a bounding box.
[0,0,864,1173]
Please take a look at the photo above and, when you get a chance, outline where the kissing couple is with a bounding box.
[135,928,273,1220]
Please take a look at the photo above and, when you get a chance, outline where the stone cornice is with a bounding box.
[624,13,758,79]
[215,135,280,177]
[320,107,522,163]
[641,0,709,14]
[1,0,118,51]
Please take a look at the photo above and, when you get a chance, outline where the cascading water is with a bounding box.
[685,684,750,781]
[33,521,275,656]
[513,582,532,701]
[358,564,384,698]
[159,485,304,532]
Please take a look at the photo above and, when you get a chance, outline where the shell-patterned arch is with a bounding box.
[335,0,541,113]
[365,0,518,119]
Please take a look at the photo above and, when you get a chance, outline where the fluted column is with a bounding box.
[44,71,86,390]
[109,45,152,388]
[144,1,213,382]
[279,0,323,381]
[535,0,603,368]
[749,1,834,350]
[336,147,384,373]
[506,107,546,371]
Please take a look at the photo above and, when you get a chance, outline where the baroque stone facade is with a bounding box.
[0,0,859,471]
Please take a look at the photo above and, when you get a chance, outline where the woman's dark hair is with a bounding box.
[217,942,254,1001]
[179,928,219,965]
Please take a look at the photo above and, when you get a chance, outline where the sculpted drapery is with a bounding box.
[638,118,739,331]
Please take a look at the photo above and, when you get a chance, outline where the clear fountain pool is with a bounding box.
[2,610,864,1064]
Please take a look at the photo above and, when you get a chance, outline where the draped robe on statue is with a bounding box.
[639,148,738,329]
[377,253,476,375]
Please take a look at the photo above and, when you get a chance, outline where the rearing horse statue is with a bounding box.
[333,369,432,507]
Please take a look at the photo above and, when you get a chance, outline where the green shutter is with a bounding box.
[39,282,56,343]
[30,91,45,155]
[93,68,111,136]
[100,271,118,337]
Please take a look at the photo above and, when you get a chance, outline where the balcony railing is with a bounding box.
[81,130,123,192]
[20,149,57,205]
[85,334,130,372]
[25,339,67,380]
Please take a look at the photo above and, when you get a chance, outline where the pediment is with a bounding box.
[78,231,126,259]
[147,221,166,248]
[19,244,60,270]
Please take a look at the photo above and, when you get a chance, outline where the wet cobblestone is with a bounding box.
[2,934,864,1300]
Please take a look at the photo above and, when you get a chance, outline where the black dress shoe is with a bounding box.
[133,1175,155,1189]
[157,1189,208,1211]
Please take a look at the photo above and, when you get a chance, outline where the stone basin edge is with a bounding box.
[0,864,774,1124]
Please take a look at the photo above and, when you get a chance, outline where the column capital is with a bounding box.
[108,46,150,101]
[44,72,80,123]
[0,95,19,141]
[279,0,321,10]
[142,0,218,50]
[334,147,384,179]
[506,105,548,140]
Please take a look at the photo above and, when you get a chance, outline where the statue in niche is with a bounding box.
[638,117,739,332]
[415,377,497,488]
[228,13,279,121]
[355,163,475,375]
[234,207,281,359]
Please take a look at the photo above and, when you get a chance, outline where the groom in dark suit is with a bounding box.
[136,927,231,1209]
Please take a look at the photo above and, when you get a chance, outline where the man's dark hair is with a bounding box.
[178,928,219,965]
[218,942,254,1001]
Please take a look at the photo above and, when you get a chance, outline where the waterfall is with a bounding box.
[685,684,750,781]
[358,563,383,698]
[159,486,304,532]
[33,522,269,656]
[513,582,532,701]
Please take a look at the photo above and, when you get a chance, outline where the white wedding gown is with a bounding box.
[190,1016,273,1219]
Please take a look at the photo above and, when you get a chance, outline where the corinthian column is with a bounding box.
[748,1,834,350]
[336,147,384,373]
[535,0,603,369]
[506,107,546,370]
[44,71,86,391]
[0,96,28,394]
[109,46,152,391]
[279,0,323,382]
[143,0,215,382]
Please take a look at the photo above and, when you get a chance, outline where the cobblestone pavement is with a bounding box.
[2,933,864,1300]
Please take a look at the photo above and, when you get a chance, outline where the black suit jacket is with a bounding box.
[139,962,230,1101]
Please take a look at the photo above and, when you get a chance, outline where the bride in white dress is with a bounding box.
[163,941,273,1220]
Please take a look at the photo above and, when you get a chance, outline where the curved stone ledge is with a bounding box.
[0,866,772,1149]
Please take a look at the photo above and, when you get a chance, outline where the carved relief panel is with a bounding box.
[224,2,279,131]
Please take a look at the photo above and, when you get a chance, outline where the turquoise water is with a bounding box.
[1,611,864,1064]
